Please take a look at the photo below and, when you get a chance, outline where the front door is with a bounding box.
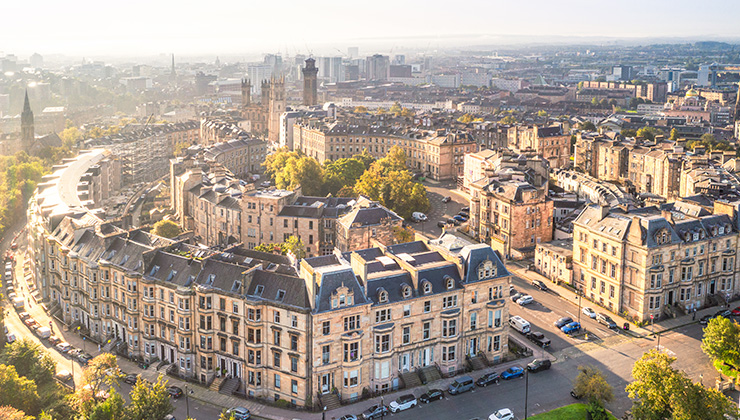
[421,347,433,366]
[667,290,674,305]
[710,280,716,295]
[469,338,478,357]
[233,361,239,378]
[170,348,175,364]
[400,354,410,373]
[321,374,331,393]
[161,345,166,361]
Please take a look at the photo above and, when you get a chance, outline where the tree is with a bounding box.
[284,236,306,259]
[152,220,181,238]
[0,310,5,350]
[627,350,739,420]
[500,115,516,125]
[622,128,637,138]
[276,156,324,196]
[537,110,548,117]
[0,339,55,385]
[353,106,368,114]
[670,128,679,141]
[636,126,662,141]
[174,141,191,156]
[579,121,597,131]
[702,316,740,375]
[88,389,125,420]
[376,107,387,115]
[59,126,82,145]
[700,133,717,143]
[392,226,415,244]
[457,114,474,123]
[126,375,174,420]
[0,406,33,420]
[591,97,599,106]
[400,108,415,117]
[81,354,120,406]
[389,102,402,115]
[0,364,40,415]
[573,365,613,405]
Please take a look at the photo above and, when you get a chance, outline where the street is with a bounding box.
[414,181,468,238]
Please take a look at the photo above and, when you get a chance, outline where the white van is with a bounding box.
[12,297,24,310]
[36,326,52,339]
[509,315,531,334]
[412,212,428,222]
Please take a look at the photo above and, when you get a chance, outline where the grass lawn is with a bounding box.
[527,403,619,420]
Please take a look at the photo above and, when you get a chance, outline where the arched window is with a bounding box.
[379,290,388,303]
[422,281,432,294]
[446,277,454,290]
[402,286,412,299]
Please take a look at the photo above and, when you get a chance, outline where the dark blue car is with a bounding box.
[453,215,466,223]
[500,366,524,380]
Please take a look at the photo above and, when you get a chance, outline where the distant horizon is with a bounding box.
[4,0,740,59]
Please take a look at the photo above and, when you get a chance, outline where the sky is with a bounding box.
[4,0,740,58]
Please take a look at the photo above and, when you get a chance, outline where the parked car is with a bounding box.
[56,342,72,353]
[55,370,73,382]
[225,406,251,420]
[732,306,740,316]
[338,416,358,420]
[455,214,469,222]
[419,388,444,403]
[570,390,582,399]
[516,295,534,306]
[582,307,596,318]
[167,385,183,399]
[700,314,714,325]
[442,196,451,203]
[561,322,581,334]
[527,331,551,347]
[48,336,62,346]
[489,409,515,420]
[500,366,525,380]
[412,212,428,222]
[461,206,470,212]
[68,349,83,359]
[596,313,618,329]
[124,374,139,385]
[509,285,517,295]
[389,394,417,413]
[361,404,388,419]
[437,221,446,228]
[475,372,500,387]
[447,375,475,395]
[447,218,461,226]
[554,316,573,328]
[510,292,523,302]
[77,352,94,365]
[532,280,548,291]
[527,359,551,373]
[509,315,531,334]
[18,312,30,320]
[6,332,16,344]
[715,309,732,319]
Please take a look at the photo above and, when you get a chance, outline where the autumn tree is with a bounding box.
[0,406,33,420]
[284,235,307,259]
[126,375,174,420]
[392,226,415,244]
[389,102,402,115]
[88,389,125,420]
[0,365,40,415]
[152,220,181,238]
[636,126,662,141]
[457,113,474,123]
[572,365,613,405]
[81,354,120,407]
[627,350,739,420]
[670,128,679,141]
[353,106,368,114]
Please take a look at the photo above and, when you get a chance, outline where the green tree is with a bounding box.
[81,354,120,406]
[254,243,288,255]
[400,108,415,117]
[0,339,55,385]
[392,226,415,244]
[152,220,181,238]
[636,126,663,141]
[376,107,387,115]
[353,106,368,114]
[579,121,597,131]
[0,406,33,420]
[670,128,679,141]
[591,97,599,106]
[125,375,174,420]
[88,389,125,420]
[322,157,367,196]
[573,365,613,404]
[622,128,637,138]
[700,133,717,143]
[0,364,40,416]
[537,110,548,117]
[500,115,516,124]
[0,310,5,350]
[275,156,324,196]
[702,316,740,375]
[174,141,191,156]
[627,350,739,420]
[284,236,306,259]
[59,126,82,145]
[457,114,474,123]
[389,102,402,115]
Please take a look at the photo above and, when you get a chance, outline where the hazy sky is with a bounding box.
[4,0,740,58]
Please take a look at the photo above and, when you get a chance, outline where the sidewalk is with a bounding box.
[508,262,718,339]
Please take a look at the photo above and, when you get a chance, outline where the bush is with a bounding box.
[273,399,291,408]
[587,400,609,420]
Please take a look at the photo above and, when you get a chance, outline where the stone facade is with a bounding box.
[534,239,573,284]
[335,197,403,252]
[507,124,571,169]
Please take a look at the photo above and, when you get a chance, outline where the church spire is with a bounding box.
[23,89,31,113]
[21,89,34,152]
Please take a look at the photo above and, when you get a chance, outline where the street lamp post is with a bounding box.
[322,406,327,420]
[185,385,190,418]
[380,396,385,419]
[577,287,582,325]
[524,369,529,419]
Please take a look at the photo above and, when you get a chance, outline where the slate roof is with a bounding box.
[460,243,510,283]
[315,269,369,313]
[339,204,403,228]
[245,270,310,309]
[144,251,202,287]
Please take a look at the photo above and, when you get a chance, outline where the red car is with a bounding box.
[731,306,740,316]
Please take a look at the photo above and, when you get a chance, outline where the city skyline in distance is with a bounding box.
[4,0,740,58]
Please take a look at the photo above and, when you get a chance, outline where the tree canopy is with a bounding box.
[578,121,597,132]
[636,126,663,141]
[627,350,739,420]
[126,375,174,420]
[152,220,181,238]
[0,364,40,416]
[702,316,740,376]
[0,339,55,386]
[573,365,613,405]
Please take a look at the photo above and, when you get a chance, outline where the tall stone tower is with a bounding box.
[241,79,252,106]
[302,58,318,106]
[21,90,34,151]
[267,75,286,144]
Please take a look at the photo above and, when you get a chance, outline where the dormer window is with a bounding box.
[422,281,432,294]
[276,290,286,301]
[446,277,454,290]
[402,286,412,299]
[655,229,670,245]
[477,260,496,279]
[255,285,264,296]
[692,233,699,241]
[719,226,725,235]
[379,290,388,303]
